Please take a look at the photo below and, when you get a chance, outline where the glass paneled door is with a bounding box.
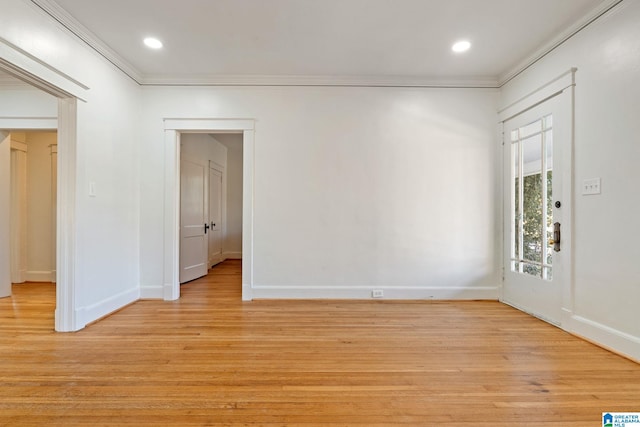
[511,114,554,280]
[502,93,570,325]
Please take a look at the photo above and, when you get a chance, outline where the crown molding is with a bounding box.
[31,0,498,88]
[498,0,624,86]
[31,0,620,90]
[140,74,500,88]
[30,0,143,84]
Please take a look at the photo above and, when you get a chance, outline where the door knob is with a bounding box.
[553,222,561,252]
[204,223,210,234]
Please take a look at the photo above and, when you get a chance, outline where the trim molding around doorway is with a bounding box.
[1,38,87,331]
[0,108,78,332]
[163,118,255,302]
[498,68,576,328]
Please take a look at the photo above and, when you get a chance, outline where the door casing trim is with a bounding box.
[163,119,254,301]
[499,69,575,327]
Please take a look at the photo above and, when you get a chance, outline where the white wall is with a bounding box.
[0,0,141,329]
[181,134,228,167]
[0,85,58,117]
[500,1,640,360]
[140,86,500,298]
[24,131,56,282]
[215,133,243,258]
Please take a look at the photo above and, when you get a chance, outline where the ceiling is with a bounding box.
[30,0,616,86]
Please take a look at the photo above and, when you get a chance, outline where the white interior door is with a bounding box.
[0,132,11,298]
[502,92,571,325]
[208,166,223,267]
[51,144,57,283]
[10,139,28,284]
[180,157,209,283]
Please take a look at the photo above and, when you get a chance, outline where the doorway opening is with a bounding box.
[8,131,58,286]
[499,69,575,327]
[0,62,82,331]
[178,133,244,284]
[163,119,255,302]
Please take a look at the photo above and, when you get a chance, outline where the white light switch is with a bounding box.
[89,181,97,197]
[582,178,601,195]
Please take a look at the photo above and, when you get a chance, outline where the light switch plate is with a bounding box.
[89,181,97,197]
[582,178,601,195]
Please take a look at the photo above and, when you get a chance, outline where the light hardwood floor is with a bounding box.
[1,260,639,426]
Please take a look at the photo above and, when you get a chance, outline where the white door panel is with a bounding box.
[208,166,223,267]
[180,158,208,283]
[502,92,571,325]
[51,144,57,283]
[10,144,27,284]
[0,132,11,298]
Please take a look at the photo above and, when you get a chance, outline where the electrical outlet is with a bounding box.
[582,178,601,195]
[372,290,384,298]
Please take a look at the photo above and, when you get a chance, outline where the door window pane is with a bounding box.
[544,129,553,280]
[519,119,542,139]
[510,116,553,280]
[512,142,520,268]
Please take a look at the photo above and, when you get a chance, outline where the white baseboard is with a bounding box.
[75,286,139,329]
[242,283,253,301]
[223,251,242,260]
[250,285,499,300]
[140,285,164,299]
[25,270,55,282]
[209,254,223,267]
[566,315,640,362]
[500,299,560,326]
[164,282,179,301]
[11,269,26,284]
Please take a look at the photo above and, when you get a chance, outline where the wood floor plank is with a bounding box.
[1,260,639,426]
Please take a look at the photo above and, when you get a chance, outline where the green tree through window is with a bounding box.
[515,170,552,278]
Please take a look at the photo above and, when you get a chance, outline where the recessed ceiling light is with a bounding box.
[452,40,471,53]
[143,37,163,49]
